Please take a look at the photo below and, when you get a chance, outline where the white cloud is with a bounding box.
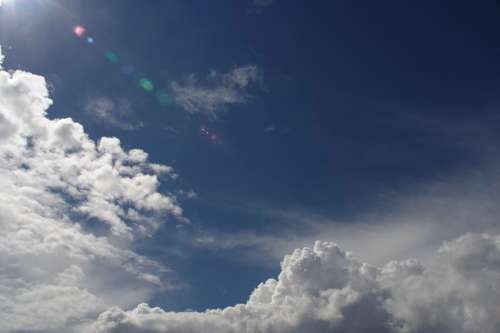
[0,50,182,332]
[3,48,500,333]
[85,96,144,130]
[0,45,4,68]
[90,233,500,333]
[190,159,500,268]
[171,65,260,118]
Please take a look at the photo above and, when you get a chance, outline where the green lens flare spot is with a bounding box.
[139,78,154,92]
[156,92,171,106]
[105,51,119,64]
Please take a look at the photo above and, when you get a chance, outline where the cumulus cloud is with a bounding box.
[90,233,500,333]
[0,49,181,332]
[85,96,144,130]
[3,46,500,333]
[171,65,260,118]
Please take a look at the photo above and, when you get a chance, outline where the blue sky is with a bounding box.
[2,1,500,332]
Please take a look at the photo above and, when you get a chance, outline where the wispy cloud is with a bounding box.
[188,156,500,267]
[85,96,144,130]
[170,65,261,118]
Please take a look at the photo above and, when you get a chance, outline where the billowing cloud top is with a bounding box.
[0,67,181,237]
[0,49,181,332]
[91,234,500,333]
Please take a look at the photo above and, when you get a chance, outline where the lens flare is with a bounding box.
[200,126,222,144]
[139,78,154,92]
[70,24,171,110]
[156,92,171,106]
[105,51,119,64]
[73,25,86,38]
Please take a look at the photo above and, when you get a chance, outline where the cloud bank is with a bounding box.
[91,233,500,333]
[171,65,260,118]
[0,47,181,332]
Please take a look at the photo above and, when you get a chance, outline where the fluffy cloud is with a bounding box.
[171,65,260,117]
[3,47,500,333]
[90,233,500,333]
[0,48,181,332]
[85,96,144,130]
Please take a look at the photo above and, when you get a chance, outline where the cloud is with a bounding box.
[0,46,4,68]
[3,47,500,333]
[85,96,144,130]
[0,50,182,332]
[90,233,500,333]
[171,65,260,118]
[189,156,500,268]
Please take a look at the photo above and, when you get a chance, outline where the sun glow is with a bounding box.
[0,0,14,6]
[0,0,17,9]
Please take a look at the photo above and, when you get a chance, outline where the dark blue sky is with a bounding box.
[2,0,500,311]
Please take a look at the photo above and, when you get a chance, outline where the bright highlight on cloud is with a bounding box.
[171,65,261,118]
[90,234,500,333]
[0,48,181,332]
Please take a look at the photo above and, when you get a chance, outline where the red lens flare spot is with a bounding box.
[200,126,222,144]
[73,25,86,38]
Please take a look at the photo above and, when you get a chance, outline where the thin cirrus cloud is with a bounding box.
[3,47,500,333]
[170,65,261,118]
[191,154,500,269]
[85,96,144,131]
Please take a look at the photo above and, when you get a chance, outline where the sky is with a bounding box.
[1,1,500,332]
